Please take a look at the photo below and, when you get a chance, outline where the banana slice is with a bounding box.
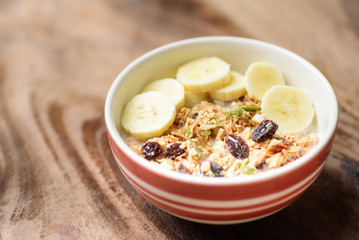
[209,71,247,101]
[176,56,231,92]
[245,62,285,100]
[261,85,315,133]
[121,91,176,139]
[141,78,185,111]
[184,90,210,108]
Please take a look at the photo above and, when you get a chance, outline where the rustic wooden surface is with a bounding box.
[0,0,358,239]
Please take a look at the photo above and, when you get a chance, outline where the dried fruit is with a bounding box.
[141,142,162,160]
[252,120,278,143]
[226,135,249,159]
[164,143,185,159]
[210,162,224,177]
[190,112,199,119]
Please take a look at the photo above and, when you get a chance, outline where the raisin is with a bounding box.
[164,143,185,159]
[252,120,278,143]
[141,142,162,160]
[190,112,199,119]
[210,162,224,177]
[226,135,249,159]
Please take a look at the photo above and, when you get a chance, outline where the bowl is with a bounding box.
[104,36,338,224]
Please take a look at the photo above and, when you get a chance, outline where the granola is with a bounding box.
[126,96,319,177]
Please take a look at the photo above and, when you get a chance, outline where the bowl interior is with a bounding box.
[106,36,338,182]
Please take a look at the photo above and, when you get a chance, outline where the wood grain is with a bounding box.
[0,0,358,239]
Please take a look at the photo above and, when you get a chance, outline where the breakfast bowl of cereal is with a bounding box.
[104,36,338,224]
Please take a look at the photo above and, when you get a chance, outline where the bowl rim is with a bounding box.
[104,36,338,185]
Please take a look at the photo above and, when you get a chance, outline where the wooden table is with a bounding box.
[1,0,358,239]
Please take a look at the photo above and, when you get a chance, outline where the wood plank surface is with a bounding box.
[0,0,358,239]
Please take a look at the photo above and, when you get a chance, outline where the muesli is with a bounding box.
[121,57,318,177]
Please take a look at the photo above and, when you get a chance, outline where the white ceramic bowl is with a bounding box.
[105,36,338,224]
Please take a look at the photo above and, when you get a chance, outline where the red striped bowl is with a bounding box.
[105,37,338,224]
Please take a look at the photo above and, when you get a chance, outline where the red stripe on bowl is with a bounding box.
[128,178,307,223]
[108,132,333,201]
[120,162,322,212]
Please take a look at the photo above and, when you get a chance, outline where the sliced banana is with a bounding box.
[245,62,285,100]
[121,91,176,139]
[209,71,247,101]
[141,78,185,111]
[176,56,231,92]
[261,85,314,133]
[184,90,210,108]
